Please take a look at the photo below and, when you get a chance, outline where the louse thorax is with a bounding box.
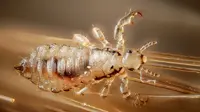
[122,49,147,71]
[88,48,123,76]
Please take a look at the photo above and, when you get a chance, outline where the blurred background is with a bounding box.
[0,0,200,112]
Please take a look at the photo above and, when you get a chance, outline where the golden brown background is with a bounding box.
[0,0,200,112]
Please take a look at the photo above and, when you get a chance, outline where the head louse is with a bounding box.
[14,10,159,107]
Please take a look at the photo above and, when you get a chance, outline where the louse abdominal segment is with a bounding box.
[14,9,159,106]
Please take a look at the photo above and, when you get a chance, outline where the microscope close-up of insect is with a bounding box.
[14,9,160,106]
[1,0,200,111]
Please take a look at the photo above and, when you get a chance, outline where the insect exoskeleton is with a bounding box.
[15,43,123,92]
[14,9,159,104]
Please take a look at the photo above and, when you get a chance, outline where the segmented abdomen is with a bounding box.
[17,43,122,92]
[20,44,90,92]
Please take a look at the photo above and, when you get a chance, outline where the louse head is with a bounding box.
[122,49,147,71]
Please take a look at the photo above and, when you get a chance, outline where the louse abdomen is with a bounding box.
[15,44,122,92]
[15,44,92,92]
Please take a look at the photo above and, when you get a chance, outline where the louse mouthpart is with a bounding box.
[14,64,32,79]
[14,65,23,72]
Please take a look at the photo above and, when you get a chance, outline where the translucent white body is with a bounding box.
[17,44,124,92]
[14,10,158,107]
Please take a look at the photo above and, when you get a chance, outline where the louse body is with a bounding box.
[17,44,124,93]
[14,9,159,105]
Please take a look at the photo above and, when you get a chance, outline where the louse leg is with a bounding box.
[138,41,157,53]
[99,77,115,98]
[136,41,158,83]
[114,9,142,52]
[139,68,156,84]
[138,67,160,84]
[75,80,101,95]
[119,72,131,99]
[131,93,148,107]
[119,71,148,107]
[72,34,94,48]
[92,26,112,48]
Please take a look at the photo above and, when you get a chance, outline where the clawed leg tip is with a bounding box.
[136,12,143,17]
[131,93,149,108]
[122,92,131,99]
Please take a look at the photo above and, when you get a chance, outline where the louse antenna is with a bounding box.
[138,41,157,53]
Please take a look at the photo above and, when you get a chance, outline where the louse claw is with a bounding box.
[131,93,148,108]
[135,11,143,17]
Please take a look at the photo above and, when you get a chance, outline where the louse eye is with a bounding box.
[128,50,132,53]
[128,68,134,71]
